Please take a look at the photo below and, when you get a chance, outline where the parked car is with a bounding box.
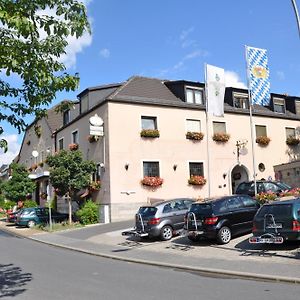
[16,207,68,228]
[236,180,291,197]
[122,198,195,241]
[184,195,260,244]
[249,197,300,244]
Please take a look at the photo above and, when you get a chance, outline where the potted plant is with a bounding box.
[212,132,230,143]
[188,175,207,186]
[141,176,163,187]
[286,136,300,146]
[255,191,277,204]
[69,143,79,151]
[87,135,97,143]
[256,135,270,146]
[140,129,160,138]
[186,131,204,141]
[89,180,101,192]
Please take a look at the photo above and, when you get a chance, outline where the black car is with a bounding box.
[184,195,260,244]
[236,181,291,197]
[249,197,300,244]
[122,198,195,241]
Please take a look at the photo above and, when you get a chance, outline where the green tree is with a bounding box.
[0,0,91,151]
[1,163,35,202]
[46,149,95,223]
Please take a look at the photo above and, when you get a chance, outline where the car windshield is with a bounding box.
[256,204,292,218]
[137,207,157,217]
[189,203,213,215]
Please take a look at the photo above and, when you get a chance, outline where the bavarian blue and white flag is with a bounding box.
[245,46,270,106]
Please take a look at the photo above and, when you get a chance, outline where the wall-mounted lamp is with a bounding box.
[223,172,227,179]
[124,163,129,171]
[173,164,178,171]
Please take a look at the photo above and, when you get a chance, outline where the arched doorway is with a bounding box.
[231,165,249,194]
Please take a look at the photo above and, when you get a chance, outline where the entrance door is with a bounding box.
[231,165,249,194]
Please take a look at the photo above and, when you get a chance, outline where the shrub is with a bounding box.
[23,200,38,208]
[76,200,99,225]
[0,199,15,210]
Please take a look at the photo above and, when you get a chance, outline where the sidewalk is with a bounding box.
[1,220,300,283]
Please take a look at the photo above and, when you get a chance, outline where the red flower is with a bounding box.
[141,176,163,187]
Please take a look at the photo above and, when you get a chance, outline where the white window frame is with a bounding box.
[71,129,79,144]
[58,137,64,150]
[140,115,159,130]
[255,125,267,137]
[185,86,205,105]
[187,160,205,177]
[213,121,227,134]
[186,119,201,132]
[285,127,296,138]
[233,92,249,109]
[141,159,161,178]
[273,97,285,114]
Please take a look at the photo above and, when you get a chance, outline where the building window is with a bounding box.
[186,87,204,105]
[233,93,249,109]
[58,138,64,150]
[63,110,70,126]
[92,163,101,182]
[141,116,157,130]
[143,161,160,177]
[286,127,296,139]
[213,121,226,134]
[80,94,89,113]
[273,98,285,113]
[255,125,267,137]
[72,130,78,144]
[189,162,204,177]
[186,119,201,132]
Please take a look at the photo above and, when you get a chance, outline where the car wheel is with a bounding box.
[27,220,36,228]
[160,225,173,241]
[217,226,231,244]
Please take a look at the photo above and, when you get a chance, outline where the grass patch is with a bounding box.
[36,221,84,232]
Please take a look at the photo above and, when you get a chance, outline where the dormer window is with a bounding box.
[295,100,300,115]
[185,87,204,105]
[80,94,89,114]
[273,97,285,114]
[233,92,249,109]
[63,110,70,126]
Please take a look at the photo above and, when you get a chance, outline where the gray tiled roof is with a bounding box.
[110,76,181,103]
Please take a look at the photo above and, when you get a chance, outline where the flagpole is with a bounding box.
[291,0,300,38]
[204,63,211,198]
[245,45,258,195]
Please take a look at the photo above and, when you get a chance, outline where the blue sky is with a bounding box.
[1,0,300,164]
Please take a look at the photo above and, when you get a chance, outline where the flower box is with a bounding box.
[140,129,160,138]
[69,143,79,151]
[87,135,98,143]
[255,191,277,204]
[212,132,230,143]
[286,136,300,146]
[186,131,204,141]
[141,176,163,187]
[89,180,101,192]
[188,175,207,186]
[256,136,270,146]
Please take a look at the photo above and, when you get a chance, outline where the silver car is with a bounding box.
[122,198,195,241]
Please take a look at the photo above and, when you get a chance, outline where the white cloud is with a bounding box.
[276,71,285,80]
[225,71,247,89]
[180,27,197,48]
[99,48,111,59]
[0,134,20,166]
[180,27,194,41]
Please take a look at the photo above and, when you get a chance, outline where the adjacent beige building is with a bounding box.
[53,76,300,222]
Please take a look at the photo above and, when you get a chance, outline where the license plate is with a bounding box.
[249,236,284,244]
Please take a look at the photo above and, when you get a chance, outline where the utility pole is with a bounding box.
[291,0,300,38]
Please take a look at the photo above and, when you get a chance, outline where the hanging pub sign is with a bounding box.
[89,114,104,136]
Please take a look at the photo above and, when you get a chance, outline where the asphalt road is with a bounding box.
[1,229,299,300]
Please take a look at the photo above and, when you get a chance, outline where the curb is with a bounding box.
[1,225,299,284]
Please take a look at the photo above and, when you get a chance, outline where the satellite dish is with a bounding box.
[32,150,39,157]
[89,114,103,127]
